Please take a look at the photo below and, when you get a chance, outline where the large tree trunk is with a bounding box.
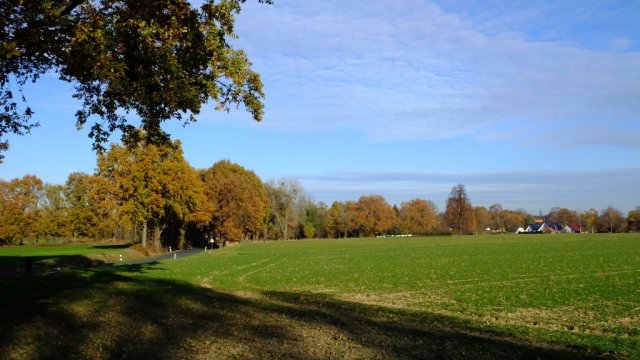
[153,225,161,252]
[178,224,186,250]
[141,222,147,248]
[282,214,289,240]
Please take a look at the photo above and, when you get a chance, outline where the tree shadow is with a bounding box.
[91,244,132,250]
[259,291,619,359]
[0,266,626,359]
[0,254,113,276]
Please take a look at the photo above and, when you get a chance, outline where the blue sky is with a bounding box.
[2,0,639,214]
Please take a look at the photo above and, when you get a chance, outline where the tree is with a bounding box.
[488,204,503,232]
[515,208,532,229]
[38,183,72,239]
[582,208,599,233]
[501,210,525,233]
[0,175,44,244]
[98,143,165,248]
[264,179,305,240]
[598,206,626,233]
[1,0,271,160]
[344,200,360,237]
[84,174,123,241]
[160,151,208,249]
[201,160,268,243]
[546,207,561,225]
[546,207,577,226]
[398,199,438,235]
[65,172,99,239]
[444,184,475,235]
[345,195,396,237]
[557,208,578,227]
[98,137,201,249]
[63,172,123,241]
[474,206,492,233]
[298,200,328,239]
[325,201,348,238]
[628,207,640,232]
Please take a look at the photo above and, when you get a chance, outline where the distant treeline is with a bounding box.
[1,140,638,248]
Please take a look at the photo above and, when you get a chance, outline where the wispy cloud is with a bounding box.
[231,1,640,148]
[609,37,634,51]
[295,169,640,213]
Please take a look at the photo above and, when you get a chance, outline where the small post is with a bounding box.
[169,246,172,253]
[173,253,177,260]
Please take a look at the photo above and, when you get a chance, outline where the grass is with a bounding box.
[0,243,143,274]
[1,233,639,359]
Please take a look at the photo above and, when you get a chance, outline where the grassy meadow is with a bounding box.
[1,234,639,359]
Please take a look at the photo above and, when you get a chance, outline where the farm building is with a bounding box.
[540,222,563,232]
[521,218,569,233]
[567,224,583,233]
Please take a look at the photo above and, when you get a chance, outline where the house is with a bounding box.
[524,218,545,233]
[521,218,580,234]
[524,223,542,233]
[521,218,563,233]
[568,224,583,233]
[541,223,563,233]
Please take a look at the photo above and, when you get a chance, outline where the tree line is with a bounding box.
[1,141,639,247]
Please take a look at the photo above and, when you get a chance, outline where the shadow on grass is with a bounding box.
[0,255,112,276]
[0,265,620,360]
[91,244,132,250]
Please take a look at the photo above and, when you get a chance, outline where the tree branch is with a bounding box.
[54,0,88,17]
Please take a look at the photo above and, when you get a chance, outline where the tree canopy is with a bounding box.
[97,135,204,249]
[1,0,270,160]
[325,201,347,238]
[398,199,438,235]
[346,195,396,237]
[0,175,43,244]
[444,184,475,235]
[264,178,305,240]
[200,160,268,242]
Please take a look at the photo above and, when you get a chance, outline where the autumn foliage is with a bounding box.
[444,184,476,235]
[1,140,637,246]
[346,195,396,237]
[398,199,439,235]
[200,160,269,242]
[1,0,271,160]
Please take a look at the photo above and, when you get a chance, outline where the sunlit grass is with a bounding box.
[1,233,638,358]
[139,233,640,356]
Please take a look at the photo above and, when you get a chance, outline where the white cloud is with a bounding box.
[233,1,640,148]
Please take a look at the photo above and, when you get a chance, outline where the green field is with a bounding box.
[1,234,639,359]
